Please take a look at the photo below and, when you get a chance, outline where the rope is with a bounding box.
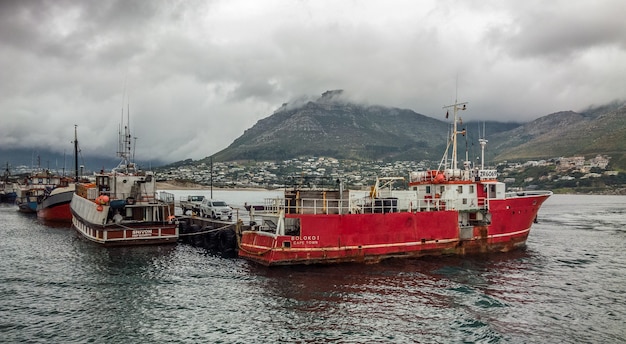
[178,223,233,237]
[234,219,273,256]
[237,244,273,256]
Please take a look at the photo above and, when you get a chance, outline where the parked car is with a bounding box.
[199,199,233,220]
[180,195,205,215]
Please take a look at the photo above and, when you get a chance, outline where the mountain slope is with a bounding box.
[212,90,452,162]
[493,103,626,168]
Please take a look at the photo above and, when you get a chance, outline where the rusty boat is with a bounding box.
[238,100,552,266]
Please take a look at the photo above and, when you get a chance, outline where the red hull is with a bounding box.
[37,203,72,222]
[36,187,75,222]
[239,193,550,266]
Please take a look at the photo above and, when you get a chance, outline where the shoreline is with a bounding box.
[156,181,626,195]
[156,181,271,191]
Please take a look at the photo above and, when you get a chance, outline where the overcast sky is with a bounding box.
[1,0,625,163]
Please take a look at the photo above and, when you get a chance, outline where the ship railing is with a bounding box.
[505,190,553,198]
[158,191,175,204]
[254,195,494,216]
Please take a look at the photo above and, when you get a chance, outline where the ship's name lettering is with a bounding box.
[291,235,319,241]
[132,230,153,237]
[479,170,498,178]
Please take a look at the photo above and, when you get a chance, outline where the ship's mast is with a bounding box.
[479,122,488,170]
[442,100,467,171]
[74,124,79,181]
[116,103,134,173]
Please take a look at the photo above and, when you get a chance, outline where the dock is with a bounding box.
[177,215,253,257]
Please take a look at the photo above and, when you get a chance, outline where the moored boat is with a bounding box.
[15,171,64,213]
[69,118,178,246]
[238,100,552,266]
[36,126,81,222]
[0,163,18,204]
[36,180,75,222]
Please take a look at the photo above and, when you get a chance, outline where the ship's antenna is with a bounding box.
[442,99,467,171]
[478,122,488,170]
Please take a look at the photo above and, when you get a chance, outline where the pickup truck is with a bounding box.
[199,199,233,220]
[180,195,205,215]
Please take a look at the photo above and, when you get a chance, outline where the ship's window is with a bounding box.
[463,198,467,204]
[426,186,431,193]
[439,186,445,193]
[98,176,110,187]
[457,186,463,193]
[469,185,474,193]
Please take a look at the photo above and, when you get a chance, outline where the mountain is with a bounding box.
[210,90,519,163]
[207,91,625,170]
[6,91,623,173]
[492,102,626,169]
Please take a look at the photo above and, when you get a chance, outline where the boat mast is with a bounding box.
[74,125,79,181]
[442,100,467,171]
[479,122,488,170]
[116,103,134,173]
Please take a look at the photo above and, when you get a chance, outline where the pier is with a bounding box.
[177,215,253,257]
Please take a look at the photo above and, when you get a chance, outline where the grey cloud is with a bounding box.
[484,1,626,59]
[1,0,624,164]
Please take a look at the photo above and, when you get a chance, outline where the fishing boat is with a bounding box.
[70,117,178,246]
[15,171,64,213]
[238,100,552,266]
[0,164,18,204]
[36,178,75,221]
[35,126,80,221]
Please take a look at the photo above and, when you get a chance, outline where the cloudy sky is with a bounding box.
[1,0,625,163]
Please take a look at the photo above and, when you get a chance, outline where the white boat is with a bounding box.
[70,118,178,246]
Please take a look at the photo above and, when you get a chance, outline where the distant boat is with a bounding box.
[70,115,178,246]
[36,179,75,222]
[36,126,80,222]
[239,99,552,266]
[15,171,64,213]
[0,163,18,204]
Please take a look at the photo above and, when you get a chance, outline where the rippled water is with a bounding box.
[1,194,625,343]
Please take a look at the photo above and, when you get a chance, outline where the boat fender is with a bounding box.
[218,229,236,258]
[96,205,104,212]
[126,197,136,205]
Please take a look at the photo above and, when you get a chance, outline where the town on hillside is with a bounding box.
[154,154,625,194]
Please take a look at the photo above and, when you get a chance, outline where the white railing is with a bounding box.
[251,195,491,216]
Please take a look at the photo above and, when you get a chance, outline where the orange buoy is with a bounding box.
[100,195,109,203]
[434,173,445,183]
[96,204,104,212]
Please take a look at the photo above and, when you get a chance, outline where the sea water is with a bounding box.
[0,193,625,343]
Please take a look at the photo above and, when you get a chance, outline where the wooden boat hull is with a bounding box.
[70,192,178,246]
[71,216,178,246]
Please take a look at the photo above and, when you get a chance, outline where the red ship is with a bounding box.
[238,100,552,266]
[36,180,75,222]
[36,126,80,222]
